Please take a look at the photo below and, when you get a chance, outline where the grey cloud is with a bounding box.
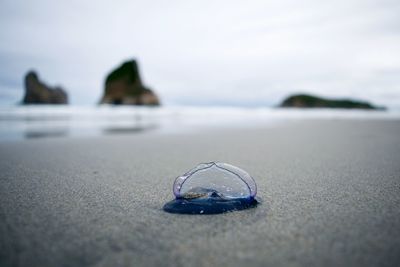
[0,0,399,108]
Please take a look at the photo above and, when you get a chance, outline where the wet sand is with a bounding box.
[1,120,400,267]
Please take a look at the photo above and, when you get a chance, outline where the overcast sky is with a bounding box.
[0,0,399,107]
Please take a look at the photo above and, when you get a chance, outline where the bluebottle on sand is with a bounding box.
[163,162,259,214]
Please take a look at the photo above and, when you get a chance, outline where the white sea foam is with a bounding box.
[0,105,398,141]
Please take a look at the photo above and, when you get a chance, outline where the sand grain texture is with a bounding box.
[1,120,400,267]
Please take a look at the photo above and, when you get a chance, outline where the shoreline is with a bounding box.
[0,105,400,142]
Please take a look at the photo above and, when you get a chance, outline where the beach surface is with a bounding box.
[1,120,399,267]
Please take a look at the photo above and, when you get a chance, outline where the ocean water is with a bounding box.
[0,105,398,141]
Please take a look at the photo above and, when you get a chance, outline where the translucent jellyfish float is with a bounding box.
[163,162,259,214]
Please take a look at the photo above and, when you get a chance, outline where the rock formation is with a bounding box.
[23,71,68,104]
[99,60,160,105]
[280,94,385,110]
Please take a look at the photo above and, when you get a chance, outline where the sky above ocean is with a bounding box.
[0,0,399,108]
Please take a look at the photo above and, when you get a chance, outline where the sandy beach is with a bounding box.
[1,119,399,267]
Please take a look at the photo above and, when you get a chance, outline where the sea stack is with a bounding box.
[22,71,68,104]
[280,94,385,110]
[100,60,160,106]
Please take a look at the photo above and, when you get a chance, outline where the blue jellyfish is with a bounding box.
[163,162,259,214]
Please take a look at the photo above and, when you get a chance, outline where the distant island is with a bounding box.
[280,94,385,110]
[22,71,68,104]
[99,60,160,106]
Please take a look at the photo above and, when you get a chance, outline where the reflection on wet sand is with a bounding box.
[103,125,158,135]
[23,124,158,140]
[25,129,69,139]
